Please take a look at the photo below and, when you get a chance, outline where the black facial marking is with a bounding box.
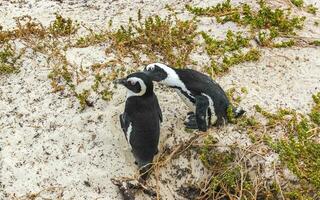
[120,72,153,96]
[144,64,168,82]
[126,80,141,94]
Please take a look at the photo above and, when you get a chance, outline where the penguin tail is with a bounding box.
[232,106,245,118]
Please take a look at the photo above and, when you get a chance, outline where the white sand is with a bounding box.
[0,0,319,199]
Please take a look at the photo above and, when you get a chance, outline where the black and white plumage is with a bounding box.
[115,72,162,180]
[143,63,244,131]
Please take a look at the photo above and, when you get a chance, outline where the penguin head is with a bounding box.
[143,63,169,82]
[115,72,153,97]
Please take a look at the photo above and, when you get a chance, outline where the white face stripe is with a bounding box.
[148,63,193,97]
[126,77,147,98]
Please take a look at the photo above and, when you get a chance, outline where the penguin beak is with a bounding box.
[143,68,149,74]
[113,78,127,85]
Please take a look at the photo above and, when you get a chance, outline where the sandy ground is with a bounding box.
[0,0,320,199]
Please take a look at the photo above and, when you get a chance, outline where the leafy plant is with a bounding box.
[291,0,304,7]
[309,40,320,46]
[49,14,78,36]
[309,92,320,125]
[306,4,318,15]
[202,30,260,76]
[186,0,235,17]
[107,12,198,68]
[0,44,20,75]
[273,40,295,48]
[187,0,305,49]
[255,93,320,191]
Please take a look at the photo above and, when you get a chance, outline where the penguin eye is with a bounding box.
[128,80,136,85]
[148,66,154,71]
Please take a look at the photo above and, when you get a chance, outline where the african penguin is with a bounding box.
[115,72,162,180]
[143,63,245,131]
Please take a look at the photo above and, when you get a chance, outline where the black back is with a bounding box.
[175,68,230,118]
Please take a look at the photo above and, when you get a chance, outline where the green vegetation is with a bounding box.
[201,31,250,56]
[186,0,235,17]
[187,0,305,50]
[0,14,111,109]
[1,0,320,199]
[107,12,198,68]
[187,0,305,35]
[202,30,260,76]
[254,92,320,193]
[76,90,91,110]
[49,14,78,36]
[197,92,320,199]
[48,64,75,92]
[0,25,13,43]
[309,40,320,46]
[274,119,320,189]
[309,92,320,125]
[187,0,307,76]
[197,136,280,199]
[291,0,304,7]
[0,44,20,75]
[222,48,260,67]
[90,64,123,102]
[226,87,243,105]
[0,16,47,44]
[306,4,318,15]
[273,39,295,48]
[75,32,108,47]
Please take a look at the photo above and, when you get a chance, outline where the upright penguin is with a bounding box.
[144,63,244,131]
[115,72,162,180]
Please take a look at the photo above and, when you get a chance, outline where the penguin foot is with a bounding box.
[187,111,195,116]
[184,120,198,129]
[139,163,152,181]
[185,112,197,129]
[154,148,159,155]
[185,112,196,122]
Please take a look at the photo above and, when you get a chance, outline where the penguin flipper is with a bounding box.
[154,96,163,123]
[119,112,131,141]
[195,95,209,132]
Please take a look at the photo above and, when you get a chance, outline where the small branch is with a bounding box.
[273,163,285,200]
[111,177,156,200]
